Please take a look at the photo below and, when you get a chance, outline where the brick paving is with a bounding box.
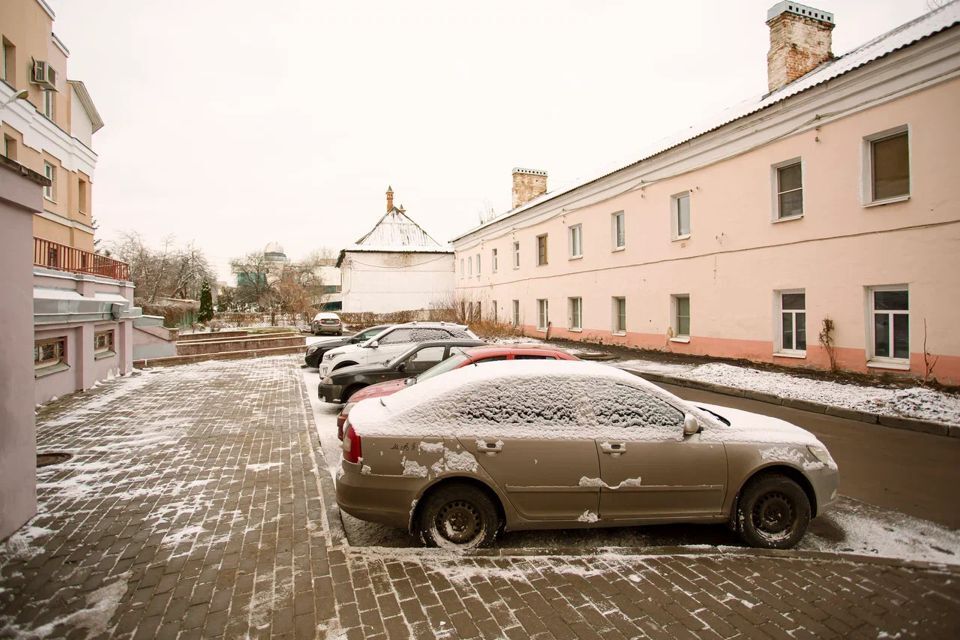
[0,355,958,639]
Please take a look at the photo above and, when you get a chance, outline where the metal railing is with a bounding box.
[34,237,130,281]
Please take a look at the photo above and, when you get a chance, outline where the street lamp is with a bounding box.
[1,89,30,109]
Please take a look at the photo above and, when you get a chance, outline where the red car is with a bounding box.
[336,344,578,439]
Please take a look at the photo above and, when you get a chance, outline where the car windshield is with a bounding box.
[415,351,470,382]
[387,344,424,369]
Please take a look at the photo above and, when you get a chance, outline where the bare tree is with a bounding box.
[108,232,216,304]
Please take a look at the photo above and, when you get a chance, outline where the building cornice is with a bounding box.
[52,32,70,57]
[67,80,104,133]
[36,209,96,234]
[34,0,56,20]
[452,27,960,250]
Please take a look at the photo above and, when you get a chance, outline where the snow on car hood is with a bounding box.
[696,403,822,446]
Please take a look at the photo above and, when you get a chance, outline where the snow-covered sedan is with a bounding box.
[336,360,838,550]
[318,322,477,377]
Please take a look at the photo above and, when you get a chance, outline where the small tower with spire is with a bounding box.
[386,185,394,212]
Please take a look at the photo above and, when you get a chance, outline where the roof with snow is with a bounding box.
[452,1,960,242]
[343,207,453,255]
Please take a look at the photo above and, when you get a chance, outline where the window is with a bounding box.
[491,300,497,322]
[475,254,481,276]
[491,248,498,273]
[590,381,684,430]
[612,211,625,250]
[568,297,582,331]
[34,337,66,369]
[673,295,690,339]
[672,193,691,238]
[536,234,548,266]
[537,299,549,331]
[2,38,14,84]
[43,90,55,120]
[779,292,806,354]
[866,128,909,203]
[512,300,520,327]
[2,135,15,161]
[512,241,520,269]
[94,330,115,355]
[452,378,581,428]
[459,258,464,278]
[43,162,55,201]
[78,178,88,214]
[870,287,909,362]
[612,297,626,334]
[467,256,473,277]
[569,224,582,258]
[775,160,803,219]
[407,346,446,372]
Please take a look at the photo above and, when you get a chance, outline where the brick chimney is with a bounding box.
[766,2,834,93]
[386,185,394,212]
[511,168,548,209]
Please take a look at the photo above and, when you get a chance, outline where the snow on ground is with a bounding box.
[300,367,960,565]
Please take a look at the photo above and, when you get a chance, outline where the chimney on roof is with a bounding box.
[766,2,835,93]
[511,168,548,210]
[386,185,394,212]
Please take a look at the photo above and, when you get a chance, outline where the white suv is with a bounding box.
[319,322,478,377]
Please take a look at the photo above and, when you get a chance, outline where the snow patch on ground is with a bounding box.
[246,462,282,472]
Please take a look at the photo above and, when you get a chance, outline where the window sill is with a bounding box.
[611,247,625,253]
[94,350,116,360]
[35,362,70,378]
[863,194,910,208]
[773,351,806,359]
[568,328,582,333]
[612,331,626,337]
[772,214,803,224]
[569,255,583,261]
[670,337,690,344]
[672,234,691,242]
[866,360,910,371]
[43,196,57,204]
[536,327,548,333]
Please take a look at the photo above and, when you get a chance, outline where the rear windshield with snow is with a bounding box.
[379,328,456,344]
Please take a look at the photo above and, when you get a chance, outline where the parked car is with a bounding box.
[336,344,579,439]
[336,360,838,551]
[319,322,477,377]
[304,324,391,368]
[319,339,486,404]
[311,312,342,336]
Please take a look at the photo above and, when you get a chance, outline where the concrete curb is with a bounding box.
[626,369,958,438]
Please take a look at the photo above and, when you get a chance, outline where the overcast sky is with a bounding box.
[49,0,931,281]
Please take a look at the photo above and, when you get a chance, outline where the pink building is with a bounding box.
[453,2,960,385]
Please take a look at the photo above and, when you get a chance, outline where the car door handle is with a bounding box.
[477,439,503,455]
[600,442,627,455]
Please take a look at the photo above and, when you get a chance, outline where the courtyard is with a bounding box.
[1,355,959,639]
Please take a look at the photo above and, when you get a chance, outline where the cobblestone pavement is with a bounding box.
[1,356,958,639]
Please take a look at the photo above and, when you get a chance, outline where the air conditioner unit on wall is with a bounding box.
[30,59,57,91]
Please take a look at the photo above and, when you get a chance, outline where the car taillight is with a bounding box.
[343,423,362,464]
[337,403,354,441]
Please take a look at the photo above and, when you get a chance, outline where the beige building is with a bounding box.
[453,2,960,385]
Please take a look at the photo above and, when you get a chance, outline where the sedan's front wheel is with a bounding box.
[737,474,810,549]
[418,483,500,550]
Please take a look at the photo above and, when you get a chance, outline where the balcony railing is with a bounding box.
[34,237,130,281]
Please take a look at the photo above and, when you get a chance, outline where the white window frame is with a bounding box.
[43,89,55,120]
[34,336,66,370]
[771,158,804,222]
[43,161,55,201]
[491,300,497,322]
[862,125,910,207]
[475,254,481,276]
[671,294,690,342]
[537,299,549,331]
[568,297,582,332]
[671,192,691,240]
[536,234,548,266]
[459,258,464,279]
[491,248,498,273]
[867,285,910,367]
[612,297,626,335]
[467,256,473,277]
[512,300,520,327]
[512,241,520,269]
[568,224,582,259]
[776,289,807,356]
[611,211,625,251]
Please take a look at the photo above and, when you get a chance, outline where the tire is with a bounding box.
[341,384,365,403]
[418,483,500,550]
[737,474,811,549]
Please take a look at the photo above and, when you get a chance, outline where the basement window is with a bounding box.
[35,337,68,375]
[94,330,115,359]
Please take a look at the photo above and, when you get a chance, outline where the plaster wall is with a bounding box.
[341,251,455,314]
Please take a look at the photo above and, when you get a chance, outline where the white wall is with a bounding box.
[341,251,454,313]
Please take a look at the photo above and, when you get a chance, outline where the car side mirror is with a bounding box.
[369,340,379,349]
[404,377,416,385]
[397,362,406,373]
[683,414,700,436]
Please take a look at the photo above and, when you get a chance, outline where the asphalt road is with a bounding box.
[656,381,960,530]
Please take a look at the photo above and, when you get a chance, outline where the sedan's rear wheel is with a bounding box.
[737,474,810,549]
[418,484,499,550]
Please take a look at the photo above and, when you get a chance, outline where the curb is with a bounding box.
[625,369,958,438]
